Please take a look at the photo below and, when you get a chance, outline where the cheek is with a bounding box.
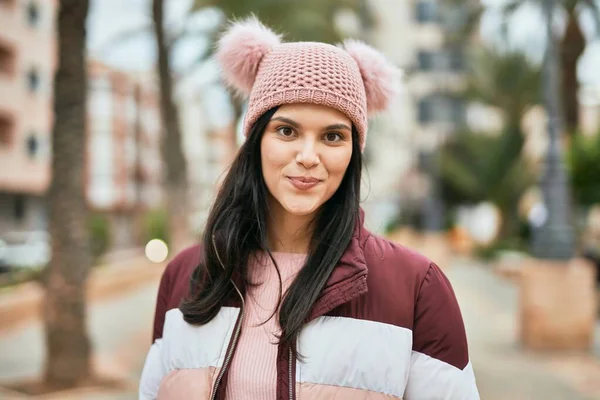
[325,150,353,182]
[261,139,289,183]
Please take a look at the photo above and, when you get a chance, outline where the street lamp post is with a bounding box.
[420,150,445,232]
[531,0,576,260]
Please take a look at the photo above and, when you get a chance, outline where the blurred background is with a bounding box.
[0,0,599,398]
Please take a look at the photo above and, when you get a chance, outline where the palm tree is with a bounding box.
[449,0,600,135]
[503,0,600,135]
[439,46,542,239]
[152,0,190,252]
[440,129,535,239]
[465,47,542,132]
[567,131,600,208]
[43,0,93,388]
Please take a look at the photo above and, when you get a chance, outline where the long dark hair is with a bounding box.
[180,106,362,350]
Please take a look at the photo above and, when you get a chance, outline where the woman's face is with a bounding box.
[260,103,353,218]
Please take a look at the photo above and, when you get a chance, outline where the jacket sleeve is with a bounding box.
[152,260,173,342]
[139,338,165,400]
[139,259,177,399]
[405,263,479,400]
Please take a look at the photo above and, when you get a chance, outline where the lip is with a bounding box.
[287,176,322,190]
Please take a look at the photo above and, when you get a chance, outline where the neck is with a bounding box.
[267,199,315,254]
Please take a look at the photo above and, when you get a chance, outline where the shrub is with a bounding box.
[88,213,111,261]
[142,208,169,245]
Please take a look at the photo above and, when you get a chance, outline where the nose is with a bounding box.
[295,140,320,169]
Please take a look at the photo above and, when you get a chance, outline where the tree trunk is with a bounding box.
[152,0,190,253]
[226,86,244,157]
[43,0,93,388]
[560,11,585,135]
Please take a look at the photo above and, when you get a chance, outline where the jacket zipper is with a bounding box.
[210,235,245,400]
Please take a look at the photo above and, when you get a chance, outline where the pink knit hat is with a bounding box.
[216,17,401,151]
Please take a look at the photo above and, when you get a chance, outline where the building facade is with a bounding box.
[0,0,164,249]
[86,61,162,213]
[176,78,236,235]
[0,0,57,234]
[359,0,467,232]
[87,61,163,248]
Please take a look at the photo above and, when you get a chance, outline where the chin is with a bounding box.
[281,198,322,217]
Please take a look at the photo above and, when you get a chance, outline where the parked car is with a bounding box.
[0,231,50,271]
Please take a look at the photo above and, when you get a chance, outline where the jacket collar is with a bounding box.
[307,208,370,321]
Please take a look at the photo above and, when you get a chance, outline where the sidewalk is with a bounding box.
[0,253,165,399]
[0,282,157,399]
[448,257,600,400]
[0,253,164,334]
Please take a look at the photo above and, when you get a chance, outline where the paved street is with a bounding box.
[0,257,599,399]
[0,281,158,399]
[448,257,600,400]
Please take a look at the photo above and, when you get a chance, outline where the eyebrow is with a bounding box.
[270,117,300,128]
[270,117,351,132]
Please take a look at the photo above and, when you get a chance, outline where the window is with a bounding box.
[418,99,433,124]
[0,113,14,146]
[88,132,115,208]
[448,48,465,71]
[14,195,25,220]
[26,1,40,27]
[416,1,437,23]
[26,133,39,157]
[27,67,40,92]
[89,76,113,118]
[0,42,16,76]
[125,93,137,125]
[418,51,435,71]
[142,109,160,137]
[418,95,465,125]
[418,49,464,72]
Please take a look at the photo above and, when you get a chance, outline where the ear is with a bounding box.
[216,16,282,96]
[342,40,402,114]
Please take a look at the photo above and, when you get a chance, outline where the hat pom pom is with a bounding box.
[216,17,282,96]
[343,40,402,114]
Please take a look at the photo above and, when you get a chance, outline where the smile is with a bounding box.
[287,176,322,190]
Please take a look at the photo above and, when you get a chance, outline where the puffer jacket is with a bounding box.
[139,211,480,399]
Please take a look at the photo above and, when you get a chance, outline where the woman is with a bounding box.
[140,17,479,400]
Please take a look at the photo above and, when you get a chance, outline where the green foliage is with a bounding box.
[142,209,170,245]
[88,213,111,261]
[439,45,540,240]
[192,0,369,44]
[0,268,42,289]
[567,132,600,207]
[440,128,532,207]
[465,47,542,128]
[439,128,535,239]
[384,216,401,235]
[473,236,528,261]
[448,0,600,41]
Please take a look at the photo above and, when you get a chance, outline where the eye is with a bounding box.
[276,126,295,138]
[324,132,343,142]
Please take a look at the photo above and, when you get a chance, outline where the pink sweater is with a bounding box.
[225,252,307,400]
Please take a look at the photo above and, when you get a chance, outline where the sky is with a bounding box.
[85,0,600,86]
